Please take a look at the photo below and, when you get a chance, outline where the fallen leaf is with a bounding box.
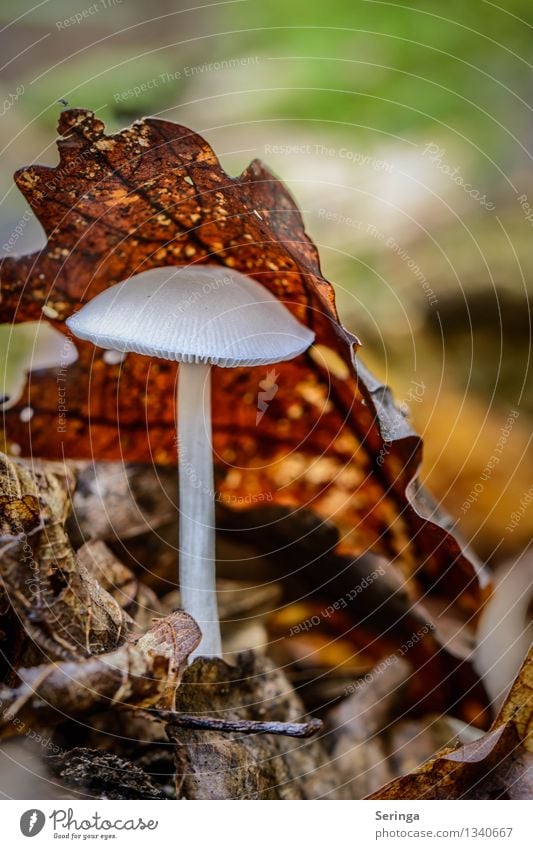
[0,109,485,619]
[66,462,486,722]
[369,647,533,799]
[0,610,200,738]
[75,537,165,633]
[498,647,533,750]
[0,453,133,664]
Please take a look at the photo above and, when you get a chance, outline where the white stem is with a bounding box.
[177,361,222,659]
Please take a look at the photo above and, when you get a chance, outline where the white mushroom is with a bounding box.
[0,321,77,410]
[66,265,315,659]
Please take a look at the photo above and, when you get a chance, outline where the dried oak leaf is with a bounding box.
[0,610,200,738]
[0,452,134,666]
[369,648,533,799]
[0,108,482,615]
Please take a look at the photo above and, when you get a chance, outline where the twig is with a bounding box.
[147,709,323,738]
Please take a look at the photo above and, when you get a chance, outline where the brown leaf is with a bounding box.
[263,541,485,722]
[497,645,533,749]
[0,453,132,664]
[75,537,165,633]
[0,455,47,536]
[0,610,200,738]
[59,459,487,722]
[0,109,484,620]
[369,647,533,800]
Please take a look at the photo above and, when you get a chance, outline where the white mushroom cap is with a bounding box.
[66,266,315,367]
[1,321,78,410]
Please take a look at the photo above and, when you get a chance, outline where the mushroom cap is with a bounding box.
[66,266,315,367]
[1,321,78,410]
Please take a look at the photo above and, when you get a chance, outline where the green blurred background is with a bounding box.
[1,0,531,562]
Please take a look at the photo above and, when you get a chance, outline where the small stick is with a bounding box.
[148,709,323,738]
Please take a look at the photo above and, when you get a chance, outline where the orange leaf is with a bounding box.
[1,109,484,617]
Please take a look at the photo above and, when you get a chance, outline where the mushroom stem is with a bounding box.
[177,361,222,659]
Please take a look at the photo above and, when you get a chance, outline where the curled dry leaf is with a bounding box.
[0,109,484,620]
[75,538,164,631]
[0,453,133,665]
[497,647,533,750]
[369,647,533,800]
[0,610,201,739]
[75,539,141,614]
